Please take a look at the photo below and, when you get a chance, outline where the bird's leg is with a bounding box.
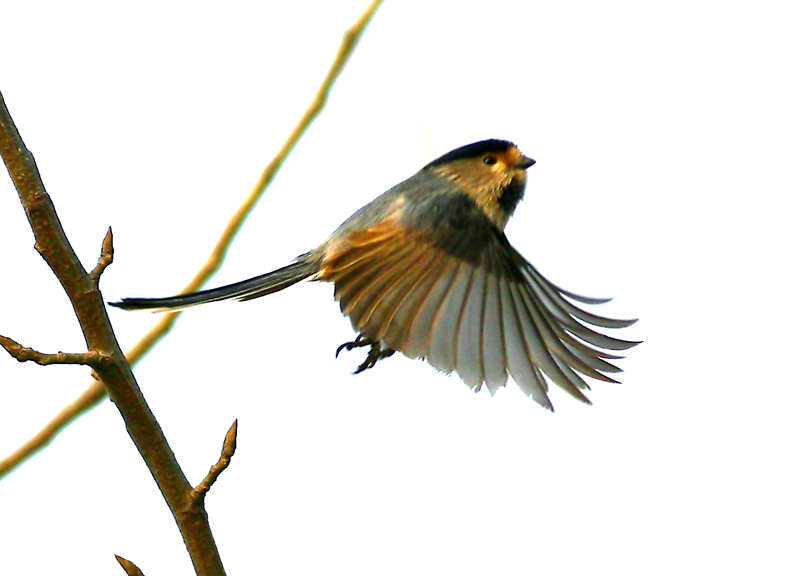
[335,334,395,374]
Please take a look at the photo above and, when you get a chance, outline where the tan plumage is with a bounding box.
[111,139,639,410]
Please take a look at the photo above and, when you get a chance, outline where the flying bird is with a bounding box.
[111,139,639,410]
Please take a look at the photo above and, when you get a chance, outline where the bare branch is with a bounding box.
[1,93,225,573]
[191,420,239,504]
[115,555,146,576]
[0,335,108,367]
[0,0,385,480]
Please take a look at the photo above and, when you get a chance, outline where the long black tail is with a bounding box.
[109,259,319,312]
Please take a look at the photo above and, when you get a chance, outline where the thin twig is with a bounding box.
[90,227,114,284]
[0,335,108,367]
[0,0,384,480]
[0,379,105,473]
[115,555,146,576]
[191,421,239,504]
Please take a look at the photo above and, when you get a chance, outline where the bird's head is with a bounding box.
[425,139,535,229]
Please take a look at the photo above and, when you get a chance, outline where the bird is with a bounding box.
[110,139,639,410]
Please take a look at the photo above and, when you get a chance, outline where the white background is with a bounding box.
[1,1,798,574]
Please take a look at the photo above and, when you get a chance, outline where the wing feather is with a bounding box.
[365,249,439,340]
[345,242,428,328]
[427,260,473,374]
[508,282,591,404]
[481,273,508,394]
[526,264,637,329]
[523,268,640,351]
[500,280,554,408]
[454,266,484,390]
[339,239,419,320]
[382,253,449,354]
[515,282,621,384]
[403,258,461,360]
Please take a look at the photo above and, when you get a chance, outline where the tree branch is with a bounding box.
[1,92,226,574]
[0,0,384,480]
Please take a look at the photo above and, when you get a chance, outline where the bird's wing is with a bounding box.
[320,219,639,410]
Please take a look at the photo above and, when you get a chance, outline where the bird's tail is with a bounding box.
[109,258,319,312]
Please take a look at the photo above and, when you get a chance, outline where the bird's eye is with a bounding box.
[483,156,497,166]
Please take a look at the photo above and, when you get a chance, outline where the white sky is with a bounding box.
[1,1,798,575]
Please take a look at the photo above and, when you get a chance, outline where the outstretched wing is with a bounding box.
[320,218,638,410]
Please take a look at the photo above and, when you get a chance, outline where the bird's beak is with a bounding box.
[516,156,536,170]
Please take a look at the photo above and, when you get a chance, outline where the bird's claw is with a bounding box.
[335,335,395,373]
[354,346,395,374]
[335,334,371,358]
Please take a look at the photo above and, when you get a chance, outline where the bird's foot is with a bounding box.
[335,335,395,374]
[354,344,395,374]
[335,334,371,357]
